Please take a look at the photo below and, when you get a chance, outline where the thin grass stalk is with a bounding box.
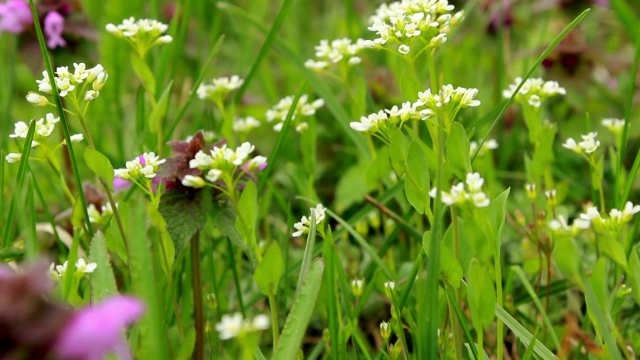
[191,231,204,360]
[27,0,94,238]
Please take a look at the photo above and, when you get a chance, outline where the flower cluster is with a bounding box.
[29,63,108,107]
[305,38,366,71]
[182,142,267,189]
[49,258,97,277]
[548,215,590,237]
[233,116,261,133]
[266,94,325,133]
[602,118,625,134]
[106,17,172,57]
[215,313,270,340]
[87,202,114,224]
[365,0,464,54]
[197,76,244,104]
[562,132,600,155]
[350,85,480,136]
[579,202,640,234]
[114,152,166,188]
[0,0,72,49]
[502,77,566,108]
[0,0,31,35]
[469,139,498,157]
[429,172,490,208]
[292,204,327,237]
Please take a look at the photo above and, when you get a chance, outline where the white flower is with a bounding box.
[205,169,222,182]
[143,152,166,167]
[75,258,97,273]
[602,118,625,134]
[471,192,490,207]
[26,92,48,106]
[398,44,410,54]
[5,153,21,164]
[528,94,541,108]
[465,172,484,192]
[84,90,99,101]
[578,132,600,154]
[233,116,261,133]
[69,134,84,143]
[292,204,327,237]
[622,201,640,222]
[215,313,269,340]
[55,261,68,276]
[189,151,214,169]
[182,175,206,188]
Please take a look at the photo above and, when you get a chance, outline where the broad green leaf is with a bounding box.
[587,258,608,343]
[158,189,212,257]
[148,81,173,133]
[388,127,407,177]
[89,231,118,302]
[423,231,462,288]
[404,141,430,214]
[147,203,175,273]
[235,181,258,245]
[175,328,196,360]
[446,122,471,181]
[487,188,510,250]
[253,241,284,295]
[628,247,640,306]
[210,201,254,264]
[467,259,495,330]
[366,147,391,189]
[553,237,581,286]
[599,237,628,270]
[273,259,325,359]
[130,53,156,96]
[84,148,114,191]
[335,161,369,212]
[495,304,558,359]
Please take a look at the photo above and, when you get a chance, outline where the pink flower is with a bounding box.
[44,11,66,49]
[53,295,145,360]
[0,0,33,34]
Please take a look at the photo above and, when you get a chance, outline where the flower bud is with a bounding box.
[380,321,391,340]
[351,279,364,298]
[26,92,48,106]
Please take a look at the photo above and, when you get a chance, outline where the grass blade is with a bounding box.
[494,304,558,360]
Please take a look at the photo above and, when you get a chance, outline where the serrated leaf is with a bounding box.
[253,241,284,295]
[84,148,115,191]
[273,259,324,359]
[388,127,406,177]
[404,141,430,214]
[158,189,212,257]
[446,122,471,181]
[89,231,118,302]
[131,52,156,96]
[148,81,173,133]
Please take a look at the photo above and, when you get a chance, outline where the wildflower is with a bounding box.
[380,321,392,340]
[26,92,49,106]
[5,153,21,163]
[398,44,411,54]
[305,38,366,71]
[32,64,108,104]
[266,94,324,133]
[429,172,490,208]
[243,156,268,172]
[503,77,566,107]
[524,183,536,201]
[351,279,364,298]
[44,11,66,49]
[548,215,590,237]
[350,110,388,134]
[0,0,32,34]
[544,189,557,206]
[469,139,498,157]
[602,118,625,134]
[106,17,172,57]
[114,152,166,181]
[384,281,396,298]
[233,116,261,133]
[197,76,244,102]
[292,204,327,237]
[75,258,97,274]
[182,175,206,188]
[563,132,600,155]
[87,203,113,224]
[579,202,640,234]
[215,313,270,340]
[53,295,145,360]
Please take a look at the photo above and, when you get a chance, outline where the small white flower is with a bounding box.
[5,153,21,164]
[215,313,244,340]
[251,314,270,330]
[465,172,484,192]
[398,44,410,54]
[26,92,48,106]
[182,175,206,188]
[602,118,625,134]
[69,134,84,143]
[205,169,222,182]
[75,258,97,273]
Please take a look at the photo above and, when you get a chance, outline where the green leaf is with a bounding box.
[210,201,254,264]
[84,148,115,191]
[553,237,581,286]
[495,304,558,359]
[591,156,604,192]
[400,71,422,100]
[366,147,391,189]
[335,161,369,212]
[253,241,284,296]
[273,259,324,359]
[89,231,118,302]
[130,52,156,96]
[627,247,640,306]
[158,189,211,257]
[175,328,196,360]
[148,81,173,133]
[487,188,510,247]
[404,141,430,214]
[586,257,608,343]
[423,231,462,288]
[446,122,471,180]
[467,259,495,330]
[599,237,628,270]
[388,127,406,177]
[147,203,175,273]
[235,181,258,245]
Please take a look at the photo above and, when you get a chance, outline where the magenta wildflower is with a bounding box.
[0,0,32,34]
[44,10,66,48]
[53,295,145,360]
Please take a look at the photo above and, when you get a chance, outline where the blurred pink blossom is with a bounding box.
[0,0,32,34]
[44,10,66,48]
[53,295,145,360]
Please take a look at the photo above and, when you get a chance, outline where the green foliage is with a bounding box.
[446,122,471,180]
[253,241,284,296]
[84,148,115,191]
[89,231,118,302]
[467,259,495,331]
[404,141,430,214]
[158,189,211,257]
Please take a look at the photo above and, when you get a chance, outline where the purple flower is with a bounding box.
[53,295,145,360]
[44,10,66,49]
[0,0,32,34]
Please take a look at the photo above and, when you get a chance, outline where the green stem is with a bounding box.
[191,231,204,360]
[450,207,463,360]
[268,293,280,351]
[227,237,247,316]
[75,110,96,150]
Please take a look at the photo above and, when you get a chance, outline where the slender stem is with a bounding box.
[191,231,204,360]
[75,110,96,149]
[268,293,280,351]
[450,207,463,360]
[226,237,246,316]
